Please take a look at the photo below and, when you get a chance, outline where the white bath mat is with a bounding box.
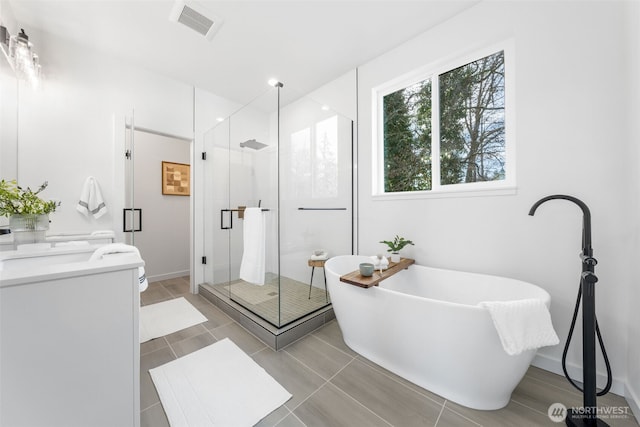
[140,297,207,343]
[149,338,292,427]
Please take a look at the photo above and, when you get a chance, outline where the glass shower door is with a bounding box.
[203,116,231,290]
[226,88,280,324]
[203,87,281,326]
[124,111,139,246]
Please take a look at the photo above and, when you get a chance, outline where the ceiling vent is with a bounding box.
[169,0,223,41]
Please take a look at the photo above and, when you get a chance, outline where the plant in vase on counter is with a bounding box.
[0,179,60,217]
[380,235,414,263]
[0,179,60,246]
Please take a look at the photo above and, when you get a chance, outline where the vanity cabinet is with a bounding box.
[0,250,141,427]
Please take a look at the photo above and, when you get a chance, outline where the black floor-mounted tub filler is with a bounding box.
[529,195,612,427]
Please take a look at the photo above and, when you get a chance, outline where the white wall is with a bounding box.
[15,28,193,238]
[0,0,15,30]
[356,0,635,399]
[307,69,357,122]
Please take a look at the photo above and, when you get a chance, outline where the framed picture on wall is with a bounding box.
[162,161,190,196]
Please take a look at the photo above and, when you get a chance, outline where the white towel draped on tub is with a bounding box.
[479,299,559,356]
[239,207,266,286]
[77,176,108,219]
[89,243,148,292]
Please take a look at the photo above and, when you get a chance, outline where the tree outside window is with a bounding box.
[440,51,505,185]
[383,79,432,192]
[380,49,507,194]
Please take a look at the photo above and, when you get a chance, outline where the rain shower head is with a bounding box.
[240,139,268,150]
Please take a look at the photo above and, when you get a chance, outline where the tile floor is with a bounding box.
[141,277,639,427]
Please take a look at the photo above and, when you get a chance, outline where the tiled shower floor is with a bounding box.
[140,277,638,426]
[205,273,330,327]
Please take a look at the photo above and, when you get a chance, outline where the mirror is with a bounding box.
[0,44,18,228]
[0,45,18,182]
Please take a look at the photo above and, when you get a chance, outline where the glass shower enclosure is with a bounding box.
[201,84,353,328]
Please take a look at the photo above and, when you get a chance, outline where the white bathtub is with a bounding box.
[325,255,551,410]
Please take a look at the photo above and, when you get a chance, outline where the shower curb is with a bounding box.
[198,283,335,350]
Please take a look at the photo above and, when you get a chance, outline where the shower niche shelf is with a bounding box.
[340,258,415,288]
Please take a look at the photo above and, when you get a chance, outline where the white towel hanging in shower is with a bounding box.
[239,207,266,286]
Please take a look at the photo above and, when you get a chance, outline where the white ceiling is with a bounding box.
[8,0,478,105]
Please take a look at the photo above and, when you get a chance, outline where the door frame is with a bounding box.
[114,114,195,291]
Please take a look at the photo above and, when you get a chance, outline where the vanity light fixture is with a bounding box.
[0,25,8,52]
[0,26,41,87]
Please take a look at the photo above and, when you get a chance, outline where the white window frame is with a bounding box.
[372,40,516,199]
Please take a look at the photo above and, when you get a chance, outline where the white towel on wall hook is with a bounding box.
[77,176,108,219]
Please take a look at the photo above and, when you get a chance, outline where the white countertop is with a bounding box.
[0,246,144,288]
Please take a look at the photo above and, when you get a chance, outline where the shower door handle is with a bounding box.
[220,209,233,230]
[123,208,142,232]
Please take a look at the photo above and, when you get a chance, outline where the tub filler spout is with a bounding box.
[529,195,612,427]
[528,194,593,257]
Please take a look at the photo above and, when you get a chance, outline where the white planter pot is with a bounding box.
[390,253,401,263]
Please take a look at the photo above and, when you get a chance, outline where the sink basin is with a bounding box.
[0,245,100,272]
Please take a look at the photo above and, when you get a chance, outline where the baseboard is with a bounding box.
[147,270,189,283]
[624,383,640,422]
[532,353,625,396]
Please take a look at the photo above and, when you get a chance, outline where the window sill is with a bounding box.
[372,186,517,201]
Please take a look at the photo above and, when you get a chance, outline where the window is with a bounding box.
[374,43,514,197]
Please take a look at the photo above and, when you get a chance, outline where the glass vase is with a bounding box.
[9,214,49,247]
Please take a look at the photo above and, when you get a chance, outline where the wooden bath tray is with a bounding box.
[340,258,415,288]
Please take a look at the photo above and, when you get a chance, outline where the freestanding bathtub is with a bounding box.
[325,255,552,410]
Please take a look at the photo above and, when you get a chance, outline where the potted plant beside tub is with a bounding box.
[0,179,60,246]
[380,235,414,263]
